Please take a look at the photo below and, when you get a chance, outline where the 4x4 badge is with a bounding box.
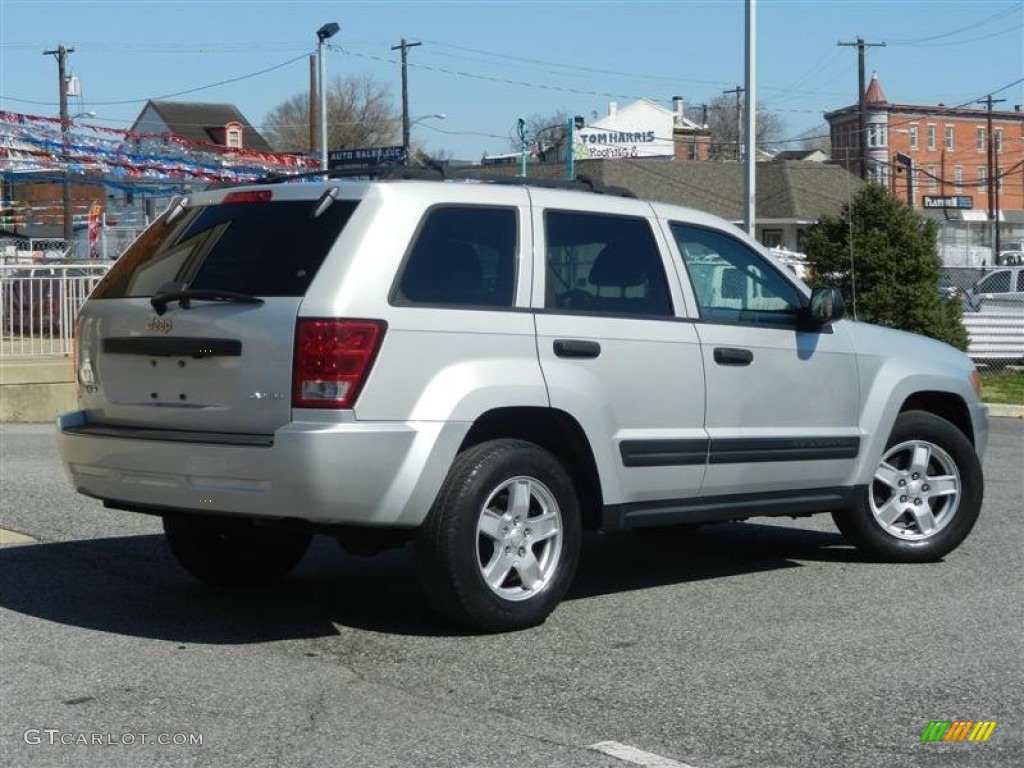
[249,392,285,400]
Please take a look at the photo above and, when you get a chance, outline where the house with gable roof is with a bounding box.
[128,100,273,152]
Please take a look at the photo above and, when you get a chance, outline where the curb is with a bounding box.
[988,403,1024,419]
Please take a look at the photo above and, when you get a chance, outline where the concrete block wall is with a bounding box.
[0,360,76,423]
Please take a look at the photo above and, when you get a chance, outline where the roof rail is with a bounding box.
[445,171,637,198]
[260,165,445,184]
[254,163,637,198]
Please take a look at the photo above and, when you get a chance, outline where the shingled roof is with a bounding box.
[131,100,273,152]
[508,159,863,222]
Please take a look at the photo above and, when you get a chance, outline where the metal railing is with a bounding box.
[1,263,111,357]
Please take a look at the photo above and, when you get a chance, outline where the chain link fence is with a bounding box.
[941,266,1024,380]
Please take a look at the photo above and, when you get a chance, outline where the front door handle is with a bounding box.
[713,347,753,366]
[554,339,601,359]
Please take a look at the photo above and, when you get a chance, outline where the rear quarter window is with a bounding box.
[91,198,358,299]
[392,205,518,308]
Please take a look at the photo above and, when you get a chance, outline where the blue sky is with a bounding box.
[2,0,1022,160]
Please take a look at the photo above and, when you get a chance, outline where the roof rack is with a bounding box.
[255,164,637,198]
[260,165,444,184]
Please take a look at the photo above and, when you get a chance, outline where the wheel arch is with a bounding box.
[459,407,605,530]
[899,391,974,446]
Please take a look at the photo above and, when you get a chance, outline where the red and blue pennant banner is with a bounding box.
[0,109,317,187]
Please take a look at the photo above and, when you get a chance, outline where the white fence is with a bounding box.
[963,310,1024,368]
[1,263,111,357]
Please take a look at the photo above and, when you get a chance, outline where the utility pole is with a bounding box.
[43,44,75,246]
[838,37,885,180]
[743,0,756,237]
[391,39,421,163]
[309,54,318,153]
[978,94,1005,259]
[723,85,744,161]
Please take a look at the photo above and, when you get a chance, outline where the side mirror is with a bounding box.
[801,287,846,328]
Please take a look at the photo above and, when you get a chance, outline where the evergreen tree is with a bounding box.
[802,183,967,350]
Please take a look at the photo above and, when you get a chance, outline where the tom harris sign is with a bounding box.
[575,128,670,159]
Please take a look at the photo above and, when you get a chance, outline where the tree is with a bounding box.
[705,93,785,160]
[797,123,832,154]
[802,183,968,350]
[262,74,398,153]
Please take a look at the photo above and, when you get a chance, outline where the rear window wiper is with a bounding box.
[151,285,264,316]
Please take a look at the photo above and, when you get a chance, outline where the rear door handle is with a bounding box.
[713,347,753,366]
[554,339,601,359]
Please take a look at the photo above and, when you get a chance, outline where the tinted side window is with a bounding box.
[544,211,672,317]
[1017,271,1024,292]
[92,200,357,299]
[670,223,802,325]
[395,206,517,307]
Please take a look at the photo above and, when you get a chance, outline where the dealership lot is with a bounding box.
[1,419,1021,768]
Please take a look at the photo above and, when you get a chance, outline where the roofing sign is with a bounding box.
[575,127,672,159]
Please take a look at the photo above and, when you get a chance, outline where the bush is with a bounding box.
[802,183,967,350]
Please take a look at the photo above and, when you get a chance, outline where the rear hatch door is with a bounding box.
[78,186,360,434]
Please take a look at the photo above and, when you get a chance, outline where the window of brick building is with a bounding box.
[928,165,938,191]
[945,125,955,150]
[953,165,963,191]
[977,166,986,189]
[909,124,918,150]
[927,124,936,150]
[976,127,985,152]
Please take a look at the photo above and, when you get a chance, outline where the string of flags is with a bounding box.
[0,109,317,190]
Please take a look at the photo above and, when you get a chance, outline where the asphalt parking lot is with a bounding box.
[1,419,1021,768]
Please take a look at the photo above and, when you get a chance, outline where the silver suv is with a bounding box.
[59,171,988,631]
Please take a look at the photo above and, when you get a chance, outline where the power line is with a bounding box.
[4,53,310,108]
[888,3,1022,45]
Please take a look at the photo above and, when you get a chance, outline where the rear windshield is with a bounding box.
[91,198,358,299]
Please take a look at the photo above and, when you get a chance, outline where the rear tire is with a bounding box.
[832,410,983,562]
[163,515,311,588]
[416,439,581,632]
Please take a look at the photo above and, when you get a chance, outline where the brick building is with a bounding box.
[825,73,1024,214]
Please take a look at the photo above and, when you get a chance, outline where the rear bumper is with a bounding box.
[57,411,469,527]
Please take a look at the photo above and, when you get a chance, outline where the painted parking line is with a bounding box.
[589,741,698,768]
[0,527,37,547]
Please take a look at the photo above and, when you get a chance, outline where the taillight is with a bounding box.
[293,319,386,409]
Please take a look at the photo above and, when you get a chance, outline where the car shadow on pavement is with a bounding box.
[0,521,860,641]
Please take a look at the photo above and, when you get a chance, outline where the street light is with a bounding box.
[316,22,340,170]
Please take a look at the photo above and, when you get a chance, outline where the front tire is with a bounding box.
[416,439,581,632]
[163,515,312,588]
[832,410,983,562]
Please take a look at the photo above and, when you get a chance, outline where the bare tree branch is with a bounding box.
[261,74,399,153]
